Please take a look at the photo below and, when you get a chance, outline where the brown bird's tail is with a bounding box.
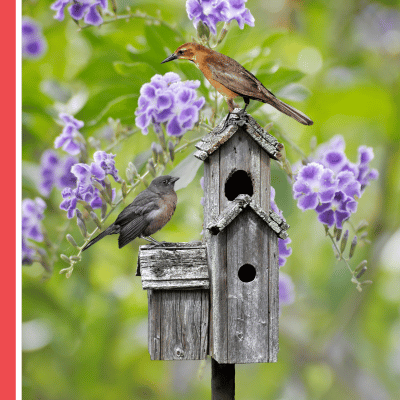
[266,97,313,126]
[82,225,119,251]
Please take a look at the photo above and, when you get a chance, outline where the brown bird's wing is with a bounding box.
[207,57,271,101]
[207,56,313,126]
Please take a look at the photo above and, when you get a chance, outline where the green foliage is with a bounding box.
[22,0,400,399]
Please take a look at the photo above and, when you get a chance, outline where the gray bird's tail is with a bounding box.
[267,97,313,126]
[82,224,119,251]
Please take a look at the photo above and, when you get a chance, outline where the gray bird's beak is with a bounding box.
[170,177,180,183]
[161,53,178,64]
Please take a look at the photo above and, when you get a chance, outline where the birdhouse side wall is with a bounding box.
[148,289,209,360]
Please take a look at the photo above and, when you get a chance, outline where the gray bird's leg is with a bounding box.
[141,235,167,247]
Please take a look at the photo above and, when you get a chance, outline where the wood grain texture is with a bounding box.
[148,289,209,360]
[203,127,280,364]
[138,242,209,289]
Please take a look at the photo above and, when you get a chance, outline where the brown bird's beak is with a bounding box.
[170,177,179,183]
[161,53,178,64]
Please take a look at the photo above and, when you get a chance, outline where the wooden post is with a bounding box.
[211,358,235,400]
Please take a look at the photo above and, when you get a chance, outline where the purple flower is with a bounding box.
[22,17,47,59]
[279,272,295,305]
[135,72,205,137]
[293,163,337,210]
[223,0,255,29]
[54,113,85,155]
[293,136,378,229]
[270,186,292,268]
[39,150,77,197]
[60,151,119,218]
[186,0,254,35]
[22,198,46,264]
[51,0,108,25]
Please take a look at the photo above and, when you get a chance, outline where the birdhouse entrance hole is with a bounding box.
[225,170,253,201]
[238,263,256,283]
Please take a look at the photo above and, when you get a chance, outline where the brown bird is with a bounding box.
[161,42,313,127]
[82,175,179,251]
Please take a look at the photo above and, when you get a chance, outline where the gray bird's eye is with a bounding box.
[163,180,168,184]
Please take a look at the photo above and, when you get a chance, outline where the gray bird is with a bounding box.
[82,175,179,251]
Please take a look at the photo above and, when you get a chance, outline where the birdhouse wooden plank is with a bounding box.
[138,242,209,361]
[197,111,288,364]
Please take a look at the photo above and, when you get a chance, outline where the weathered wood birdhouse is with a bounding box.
[137,109,288,368]
[194,110,289,364]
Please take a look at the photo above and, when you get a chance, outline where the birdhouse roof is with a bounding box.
[207,194,289,239]
[194,109,284,161]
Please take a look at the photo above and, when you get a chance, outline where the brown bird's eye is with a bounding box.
[177,50,184,55]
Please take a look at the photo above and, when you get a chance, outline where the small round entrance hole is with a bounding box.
[225,170,253,201]
[238,264,256,283]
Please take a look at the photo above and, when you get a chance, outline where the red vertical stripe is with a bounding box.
[3,0,16,398]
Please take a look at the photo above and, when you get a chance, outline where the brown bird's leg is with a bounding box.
[213,98,237,134]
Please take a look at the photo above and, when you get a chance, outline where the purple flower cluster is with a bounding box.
[135,72,205,137]
[51,0,108,26]
[60,151,120,218]
[186,0,255,35]
[54,113,85,156]
[293,135,378,229]
[22,17,47,59]
[39,150,77,197]
[22,198,46,264]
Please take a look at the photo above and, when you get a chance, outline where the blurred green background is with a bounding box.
[22,0,400,399]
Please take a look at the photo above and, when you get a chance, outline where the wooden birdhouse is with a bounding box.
[137,109,288,369]
[137,242,209,361]
[194,110,289,364]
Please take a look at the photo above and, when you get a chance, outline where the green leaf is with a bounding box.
[277,83,311,102]
[170,153,203,191]
[113,61,157,81]
[257,67,305,92]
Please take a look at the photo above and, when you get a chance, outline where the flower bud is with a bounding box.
[121,180,128,199]
[340,230,349,254]
[356,220,368,233]
[126,168,134,185]
[197,20,210,41]
[335,227,342,242]
[90,211,102,229]
[66,234,79,249]
[147,160,156,177]
[60,254,70,264]
[349,236,357,259]
[69,255,81,262]
[77,217,88,238]
[168,141,175,161]
[101,201,107,219]
[355,260,368,274]
[356,266,367,279]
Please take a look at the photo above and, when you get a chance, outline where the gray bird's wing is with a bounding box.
[118,217,150,248]
[114,189,159,227]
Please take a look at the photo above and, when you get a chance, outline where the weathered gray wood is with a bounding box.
[211,358,235,400]
[194,110,283,161]
[148,289,209,360]
[268,230,279,362]
[206,194,289,239]
[204,150,229,359]
[226,209,275,363]
[138,242,209,290]
[202,126,281,364]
